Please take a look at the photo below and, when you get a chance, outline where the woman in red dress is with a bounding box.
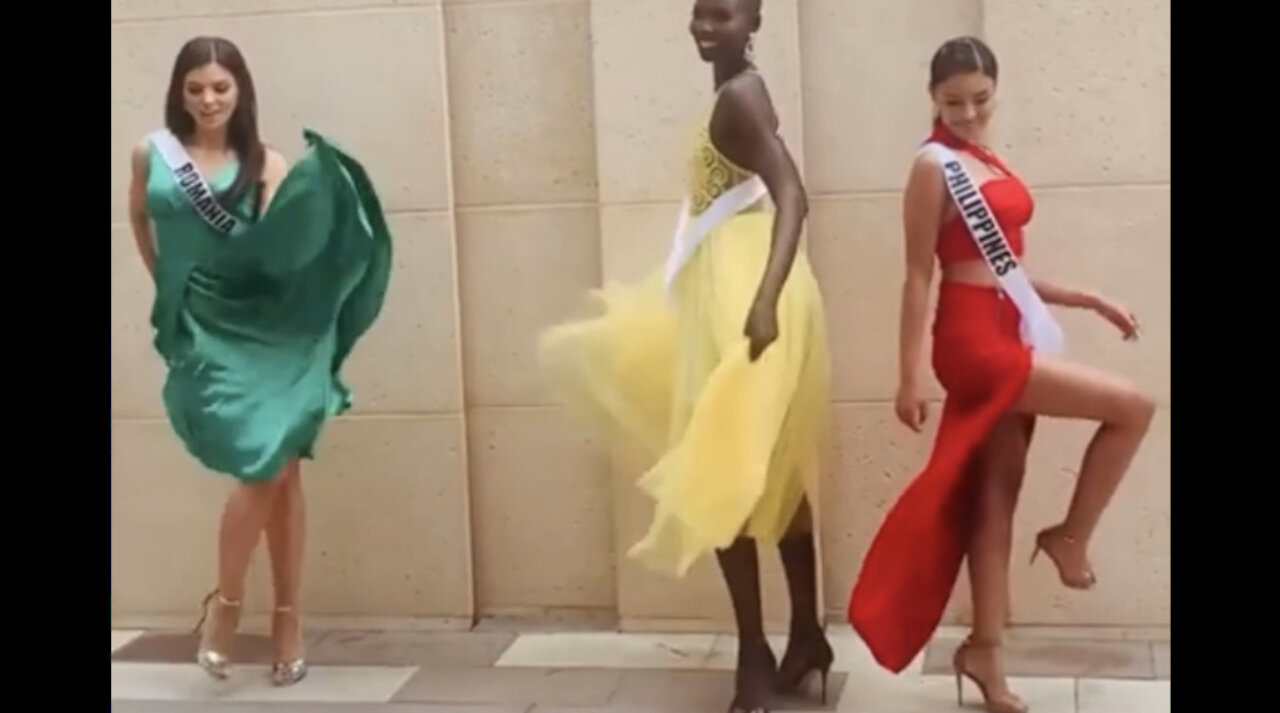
[847,37,1156,713]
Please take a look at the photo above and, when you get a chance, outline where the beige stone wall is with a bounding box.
[110,0,1170,630]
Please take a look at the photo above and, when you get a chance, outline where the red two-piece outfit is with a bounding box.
[847,120,1038,673]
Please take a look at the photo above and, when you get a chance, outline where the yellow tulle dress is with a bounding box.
[538,115,831,577]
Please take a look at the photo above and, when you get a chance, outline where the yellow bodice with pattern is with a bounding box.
[686,122,769,217]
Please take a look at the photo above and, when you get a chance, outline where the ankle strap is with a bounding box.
[193,590,241,635]
[203,590,242,608]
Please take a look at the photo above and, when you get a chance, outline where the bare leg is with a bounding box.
[1014,356,1155,587]
[264,458,307,683]
[775,500,833,702]
[717,537,776,713]
[198,474,285,678]
[956,415,1033,713]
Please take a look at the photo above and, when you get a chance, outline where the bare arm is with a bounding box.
[716,74,808,308]
[1031,272,1138,338]
[260,148,290,212]
[127,140,156,277]
[899,154,945,390]
[1031,277,1100,309]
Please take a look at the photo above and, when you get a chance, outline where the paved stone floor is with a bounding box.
[110,625,1170,712]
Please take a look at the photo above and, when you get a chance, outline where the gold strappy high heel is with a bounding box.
[270,605,308,687]
[194,590,241,680]
[952,638,1028,713]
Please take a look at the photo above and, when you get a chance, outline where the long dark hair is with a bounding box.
[928,36,999,90]
[164,36,266,217]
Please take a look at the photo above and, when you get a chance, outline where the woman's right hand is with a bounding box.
[894,382,928,432]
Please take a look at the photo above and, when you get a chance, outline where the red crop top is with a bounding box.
[925,120,1035,267]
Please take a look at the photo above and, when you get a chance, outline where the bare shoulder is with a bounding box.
[907,148,945,184]
[130,138,153,186]
[903,149,947,224]
[730,68,770,96]
[265,146,289,171]
[131,137,152,166]
[263,146,290,180]
[911,144,944,169]
[718,70,773,114]
[715,70,779,142]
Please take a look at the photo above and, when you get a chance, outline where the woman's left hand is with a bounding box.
[1092,296,1140,340]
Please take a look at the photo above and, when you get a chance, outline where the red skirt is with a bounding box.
[847,282,1033,673]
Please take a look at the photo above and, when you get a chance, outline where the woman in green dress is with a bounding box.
[124,36,392,686]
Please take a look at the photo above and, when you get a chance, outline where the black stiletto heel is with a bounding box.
[776,629,835,704]
[728,638,777,713]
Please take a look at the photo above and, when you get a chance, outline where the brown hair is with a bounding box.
[164,36,266,217]
[928,36,998,90]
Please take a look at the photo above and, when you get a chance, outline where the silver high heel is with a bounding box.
[194,590,241,680]
[270,605,308,687]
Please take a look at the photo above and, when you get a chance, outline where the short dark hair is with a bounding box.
[738,0,762,18]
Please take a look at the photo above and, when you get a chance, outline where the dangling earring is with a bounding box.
[744,34,756,64]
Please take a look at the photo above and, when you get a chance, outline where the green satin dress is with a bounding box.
[146,130,392,482]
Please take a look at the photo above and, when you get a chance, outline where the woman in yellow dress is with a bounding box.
[539,2,831,711]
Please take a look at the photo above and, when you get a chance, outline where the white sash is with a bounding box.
[922,142,1065,354]
[663,175,768,294]
[147,129,247,236]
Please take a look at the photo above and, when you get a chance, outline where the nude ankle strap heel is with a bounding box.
[952,638,1028,713]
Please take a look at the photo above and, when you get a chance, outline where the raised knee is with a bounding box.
[1122,390,1156,429]
[1101,383,1155,429]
